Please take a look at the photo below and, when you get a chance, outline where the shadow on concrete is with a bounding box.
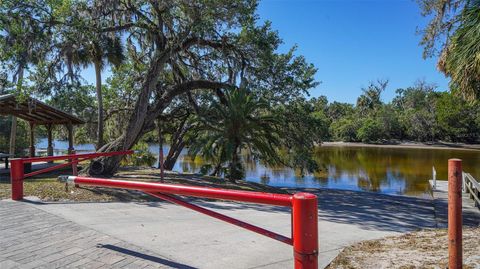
[432,197,480,227]
[20,197,131,205]
[137,188,442,233]
[138,197,291,214]
[97,244,198,269]
[24,185,477,233]
[22,193,287,216]
[294,188,438,232]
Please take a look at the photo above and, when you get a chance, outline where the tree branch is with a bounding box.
[145,80,233,124]
[178,36,234,52]
[163,80,233,102]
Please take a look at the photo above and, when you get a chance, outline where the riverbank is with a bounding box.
[322,141,480,151]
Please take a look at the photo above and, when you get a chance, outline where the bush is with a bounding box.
[435,93,478,142]
[357,117,384,143]
[330,117,359,142]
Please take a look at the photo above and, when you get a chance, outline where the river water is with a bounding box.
[37,139,480,197]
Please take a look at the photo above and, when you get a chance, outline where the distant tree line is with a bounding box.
[324,80,480,143]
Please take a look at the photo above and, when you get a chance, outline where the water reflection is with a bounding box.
[37,139,480,196]
[158,145,480,197]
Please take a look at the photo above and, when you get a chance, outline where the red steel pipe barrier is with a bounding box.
[64,176,292,206]
[60,176,319,269]
[448,159,463,269]
[10,151,133,200]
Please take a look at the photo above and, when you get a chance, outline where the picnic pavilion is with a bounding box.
[0,94,85,163]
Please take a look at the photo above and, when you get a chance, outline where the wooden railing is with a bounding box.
[431,165,479,209]
[462,172,480,208]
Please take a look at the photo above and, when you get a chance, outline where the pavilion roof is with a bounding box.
[0,94,85,125]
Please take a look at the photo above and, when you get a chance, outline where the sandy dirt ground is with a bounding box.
[327,228,480,269]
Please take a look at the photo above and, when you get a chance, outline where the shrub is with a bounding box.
[357,117,384,143]
[330,117,359,142]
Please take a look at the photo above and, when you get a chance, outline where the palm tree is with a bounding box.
[64,35,125,149]
[90,37,124,149]
[188,89,281,182]
[437,4,480,100]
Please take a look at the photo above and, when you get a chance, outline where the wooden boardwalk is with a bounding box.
[429,180,480,228]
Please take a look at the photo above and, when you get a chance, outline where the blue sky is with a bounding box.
[83,0,449,104]
[256,0,449,103]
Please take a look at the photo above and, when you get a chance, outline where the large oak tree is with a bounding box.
[2,0,317,175]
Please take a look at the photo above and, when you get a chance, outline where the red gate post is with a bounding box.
[71,150,78,176]
[70,150,79,188]
[72,157,79,188]
[292,192,318,269]
[448,159,463,269]
[11,159,24,200]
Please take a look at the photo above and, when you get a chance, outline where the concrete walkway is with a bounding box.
[1,189,441,268]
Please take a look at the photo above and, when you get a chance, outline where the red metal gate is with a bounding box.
[59,176,319,269]
[10,152,318,268]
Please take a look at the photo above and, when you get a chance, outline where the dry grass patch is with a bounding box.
[0,178,117,201]
[328,228,480,269]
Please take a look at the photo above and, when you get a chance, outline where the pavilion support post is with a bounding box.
[47,124,54,156]
[29,122,35,157]
[47,124,54,163]
[66,122,74,154]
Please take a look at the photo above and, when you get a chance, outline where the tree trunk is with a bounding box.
[90,58,165,175]
[164,141,185,170]
[9,116,17,156]
[94,60,104,150]
[163,115,190,170]
[210,162,223,177]
[228,143,240,183]
[9,66,24,156]
[157,120,164,181]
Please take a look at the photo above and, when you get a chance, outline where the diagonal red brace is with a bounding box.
[24,157,90,178]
